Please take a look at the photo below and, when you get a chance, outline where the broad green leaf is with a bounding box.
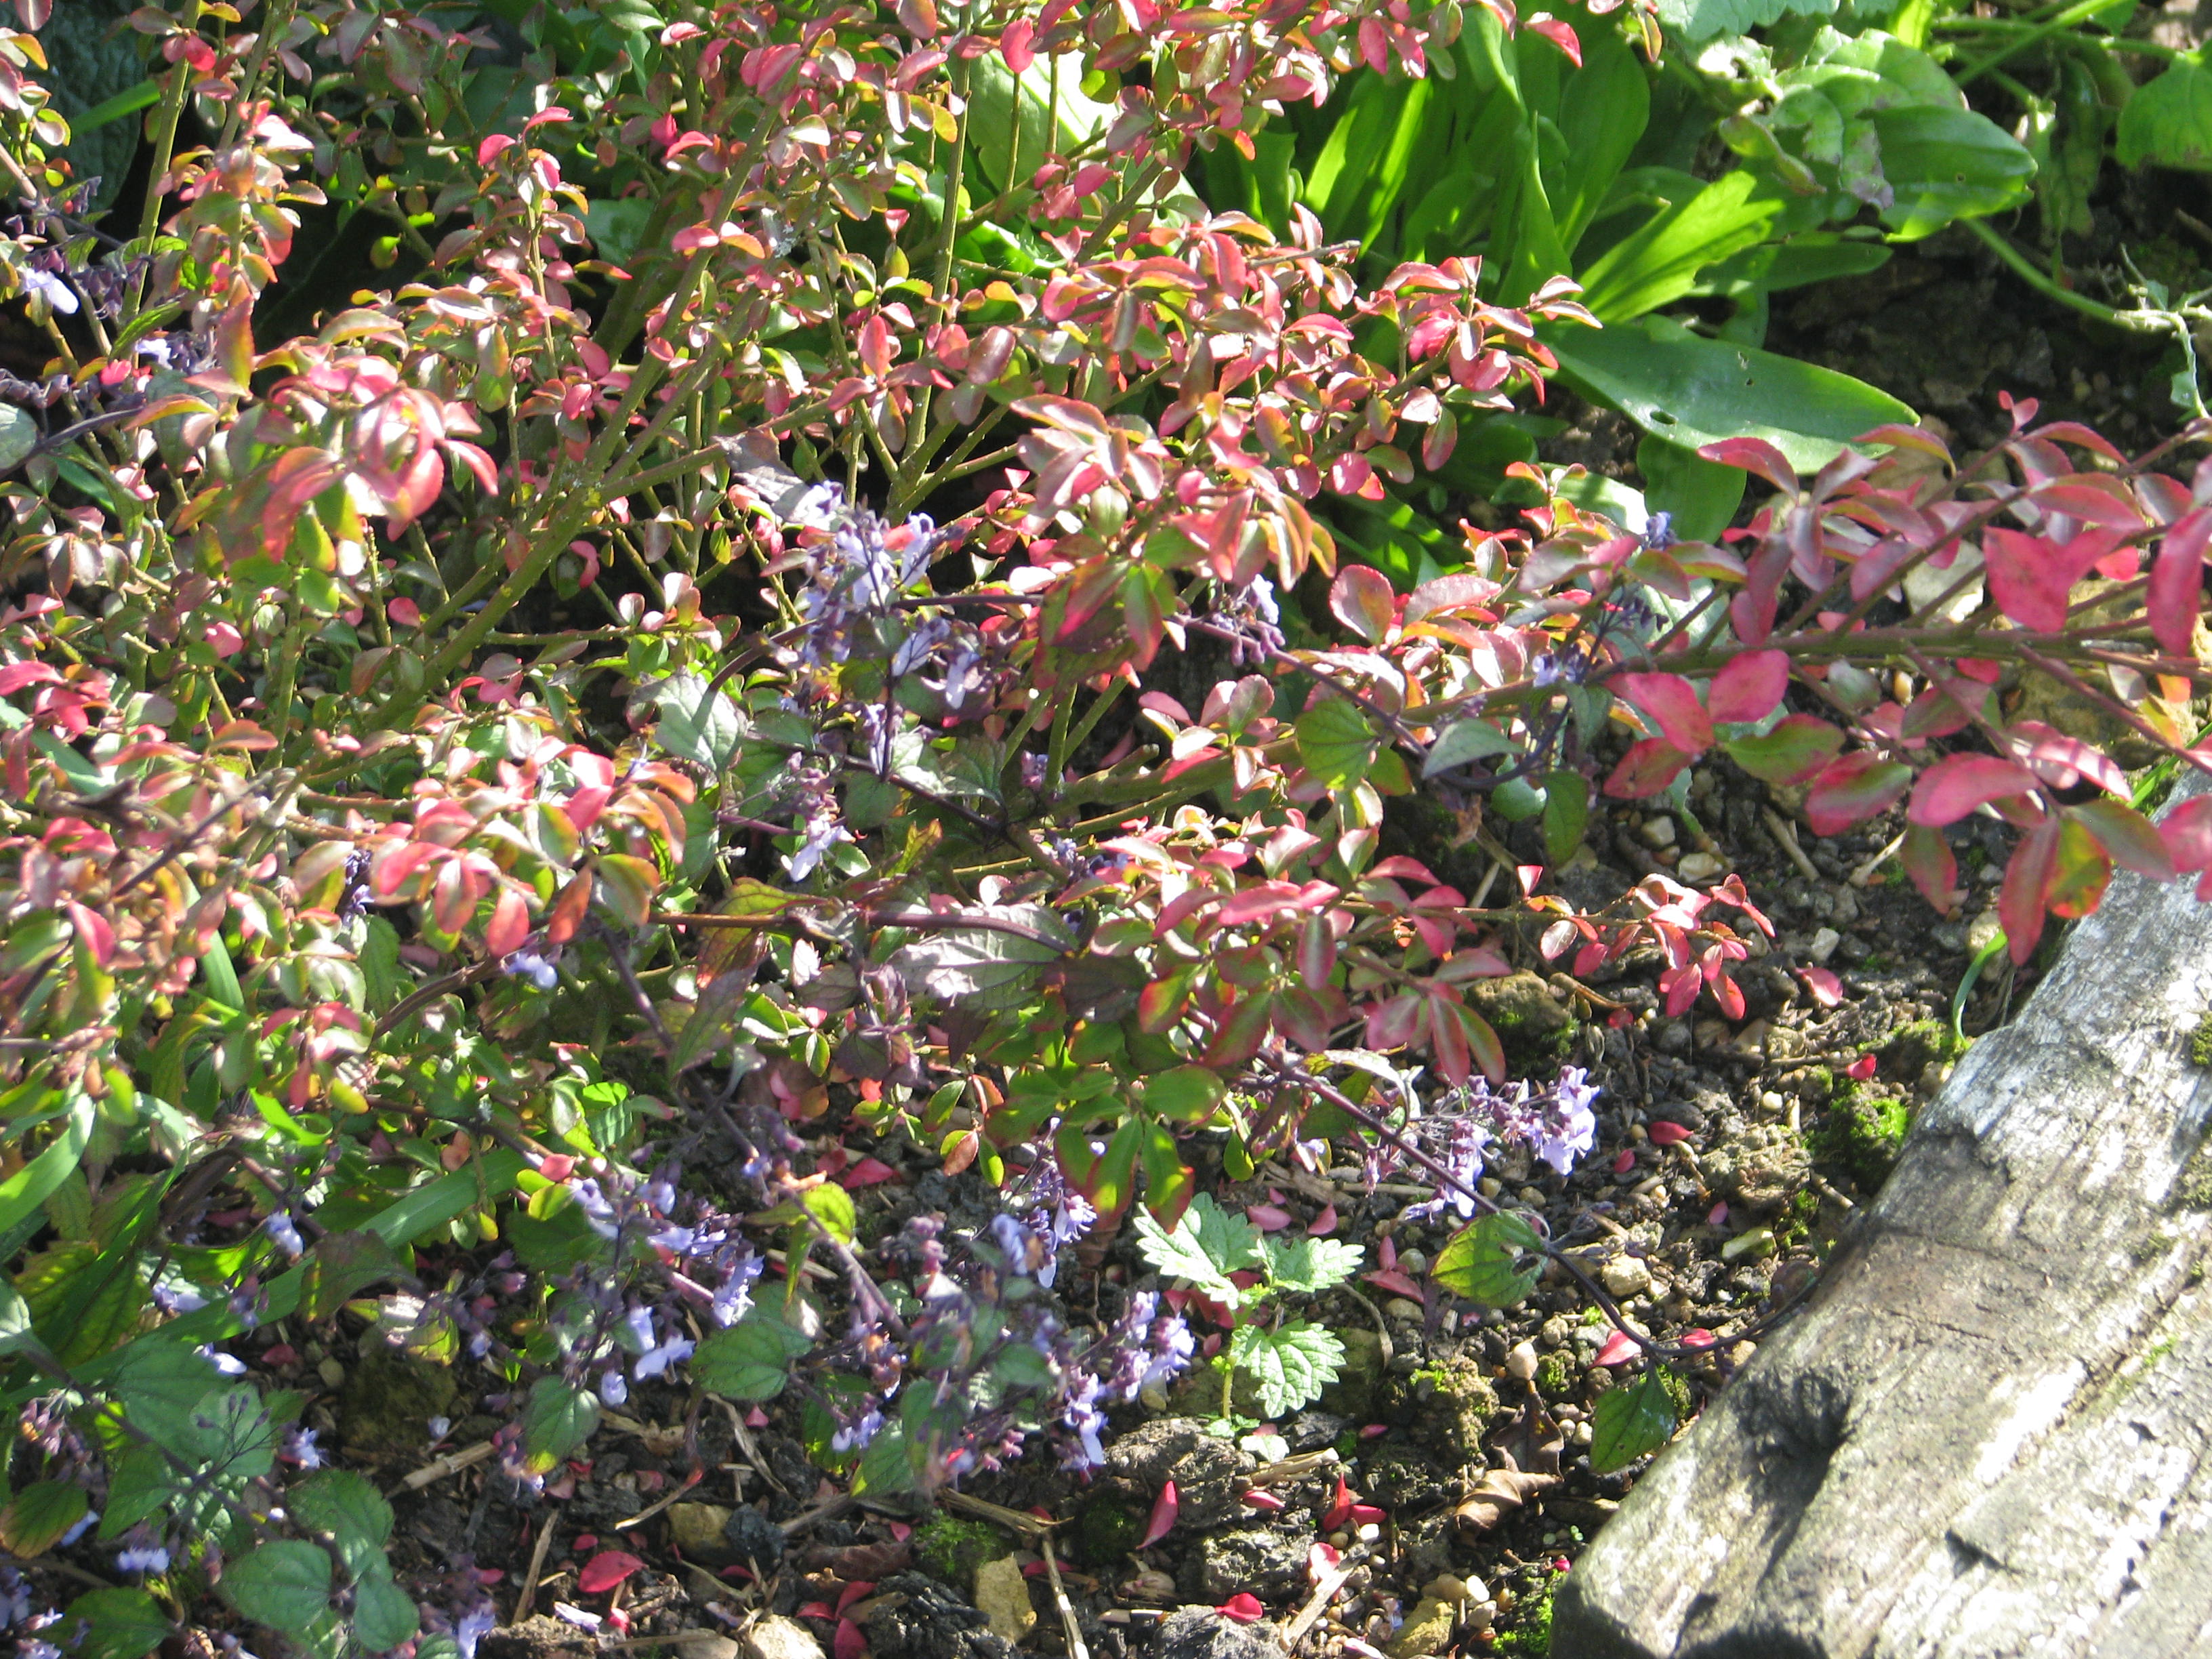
[1724,716,1845,785]
[1544,770,1590,867]
[1263,1234,1365,1294]
[1425,718,1519,777]
[289,1471,394,1580]
[1637,433,1748,546]
[521,1377,600,1468]
[222,1540,334,1637]
[299,1229,409,1322]
[0,1090,94,1243]
[1656,0,1838,41]
[802,1181,857,1245]
[1590,1364,1681,1473]
[1296,697,1382,790]
[1870,106,2036,239]
[1575,171,1809,323]
[1547,313,1915,473]
[1432,1211,1546,1306]
[1229,1320,1345,1418]
[63,1589,169,1659]
[186,1386,278,1483]
[0,405,35,472]
[1141,1065,1227,1126]
[0,1480,89,1557]
[1133,1191,1265,1303]
[693,1309,813,1400]
[890,905,1072,1006]
[99,1446,179,1537]
[352,1573,421,1652]
[2118,54,2212,169]
[964,53,1116,194]
[650,672,747,771]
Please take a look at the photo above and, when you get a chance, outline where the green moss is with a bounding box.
[2191,1010,2212,1067]
[1774,1187,1822,1250]
[1878,1019,1972,1081]
[1534,1349,1576,1401]
[2175,1139,2212,1210]
[1380,1350,1498,1460]
[1069,1495,1144,1568]
[914,1514,1008,1583]
[1812,1082,1912,1189]
[1495,1578,1556,1655]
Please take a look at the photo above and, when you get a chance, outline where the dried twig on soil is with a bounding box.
[400,1439,496,1490]
[1761,807,1823,883]
[941,1490,1088,1659]
[1281,1543,1366,1648]
[514,1511,560,1622]
[1248,1448,1340,1486]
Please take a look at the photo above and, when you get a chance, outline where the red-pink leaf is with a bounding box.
[2071,799,2176,881]
[838,1157,901,1189]
[1309,1203,1338,1235]
[578,1552,645,1595]
[1706,650,1789,724]
[2150,507,2212,658]
[1805,755,1912,836]
[1138,1481,1179,1549]
[485,886,531,959]
[1677,1328,1718,1350]
[1244,1203,1293,1232]
[1242,1490,1287,1512]
[1612,672,1714,755]
[1699,436,1798,495]
[1364,1268,1422,1298]
[1908,754,2038,827]
[1000,16,1033,70]
[834,1618,869,1659]
[2161,794,2212,872]
[1329,565,1397,643]
[1999,817,2063,964]
[1845,1054,1877,1081]
[66,901,114,968]
[1603,738,1692,800]
[1980,526,2115,633]
[1593,1331,1639,1367]
[1900,823,1958,912]
[2009,722,2128,796]
[1322,1475,1354,1530]
[1647,1121,1692,1147]
[1797,966,1845,1008]
[1526,14,1582,62]
[0,661,60,694]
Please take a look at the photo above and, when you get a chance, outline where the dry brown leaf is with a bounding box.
[1453,1466,1561,1534]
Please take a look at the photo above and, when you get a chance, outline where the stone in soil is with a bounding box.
[478,1618,596,1659]
[1101,1418,1251,1535]
[668,1502,736,1565]
[1183,1524,1312,1601]
[742,1619,823,1659]
[337,1343,459,1457]
[861,1572,1017,1659]
[971,1554,1036,1645]
[1381,1347,1498,1461]
[1151,1607,1285,1659]
[725,1504,787,1572]
[1387,1594,1462,1659]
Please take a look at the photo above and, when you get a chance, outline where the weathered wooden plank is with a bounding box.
[1554,784,2212,1658]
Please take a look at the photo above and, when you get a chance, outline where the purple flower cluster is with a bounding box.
[1377,1065,1602,1222]
[785,483,950,670]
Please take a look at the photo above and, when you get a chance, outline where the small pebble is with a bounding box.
[1479,1178,1503,1199]
[1601,1256,1654,1298]
[1397,1249,1428,1274]
[1760,1090,1785,1112]
[1519,1186,1544,1206]
[1571,1421,1594,1446]
[1677,851,1726,883]
[1505,1340,1539,1382]
[1639,815,1677,848]
[1329,1531,1352,1550]
[1807,926,1841,964]
[1355,1523,1382,1544]
[318,1358,346,1389]
[1385,1298,1425,1323]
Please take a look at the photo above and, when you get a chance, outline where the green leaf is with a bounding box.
[2118,53,2212,169]
[185,1385,277,1483]
[1868,105,2036,238]
[1655,0,1837,41]
[1132,1192,1265,1304]
[1425,718,1518,777]
[1140,1065,1227,1126]
[299,1230,409,1322]
[964,52,1117,195]
[63,1589,170,1659]
[802,1181,857,1245]
[106,1342,237,1459]
[650,672,748,771]
[1263,1234,1365,1294]
[100,1447,182,1537]
[1576,172,1803,325]
[1723,716,1845,785]
[521,1377,600,1469]
[1296,698,1382,790]
[890,905,1073,1006]
[0,405,36,472]
[1546,312,1916,474]
[1432,1212,1546,1306]
[0,1279,41,1357]
[289,1471,394,1581]
[0,1480,89,1557]
[0,1090,94,1243]
[352,1572,421,1652]
[1590,1364,1681,1473]
[1229,1321,1345,1418]
[693,1309,813,1401]
[1543,770,1589,867]
[223,1540,335,1637]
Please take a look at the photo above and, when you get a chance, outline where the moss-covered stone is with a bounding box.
[1382,1349,1498,1461]
[1467,972,1578,1069]
[1534,1349,1576,1401]
[1319,1327,1385,1422]
[338,1343,459,1457]
[1069,1494,1144,1568]
[2175,1137,2212,1210]
[912,1514,1008,1584]
[1494,1579,1555,1656]
[1814,1082,1912,1191]
[2192,1010,2212,1067]
[1878,1019,1972,1084]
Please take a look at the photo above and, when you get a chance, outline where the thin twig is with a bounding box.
[400,1439,497,1490]
[514,1511,560,1622]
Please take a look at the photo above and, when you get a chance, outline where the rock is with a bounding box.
[1466,970,1576,1063]
[1807,926,1841,964]
[337,1343,459,1457]
[861,1573,1015,1659]
[1699,1122,1810,1215]
[1967,905,2003,954]
[668,1502,736,1565]
[1185,1525,1310,1601]
[1385,1297,1425,1322]
[1151,1608,1284,1659]
[1101,1418,1250,1535]
[1319,1328,1385,1420]
[742,1620,823,1659]
[1601,1265,1654,1309]
[1069,1494,1145,1567]
[1504,1340,1538,1381]
[680,1641,741,1659]
[1382,1348,1498,1461]
[478,1617,596,1659]
[724,1504,786,1572]
[1677,851,1726,883]
[1282,1408,1346,1452]
[972,1555,1036,1645]
[1388,1594,1460,1659]
[1639,815,1677,848]
[1361,1446,1453,1511]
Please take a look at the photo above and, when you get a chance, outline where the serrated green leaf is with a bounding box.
[1656,0,1837,43]
[1133,1192,1265,1304]
[0,1480,89,1557]
[1295,698,1381,790]
[351,1572,421,1651]
[289,1471,393,1580]
[1229,1320,1345,1418]
[1432,1212,1546,1306]
[222,1540,333,1637]
[1590,1364,1680,1473]
[651,673,747,771]
[521,1378,599,1469]
[2118,55,2212,170]
[693,1309,813,1401]
[98,1446,179,1536]
[62,1588,169,1659]
[1263,1235,1365,1294]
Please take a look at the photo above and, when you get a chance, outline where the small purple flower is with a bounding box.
[57,1509,98,1547]
[501,948,559,990]
[197,1345,247,1377]
[21,268,77,316]
[264,1212,304,1258]
[598,1369,629,1407]
[634,1336,694,1380]
[281,1427,324,1470]
[114,1547,169,1576]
